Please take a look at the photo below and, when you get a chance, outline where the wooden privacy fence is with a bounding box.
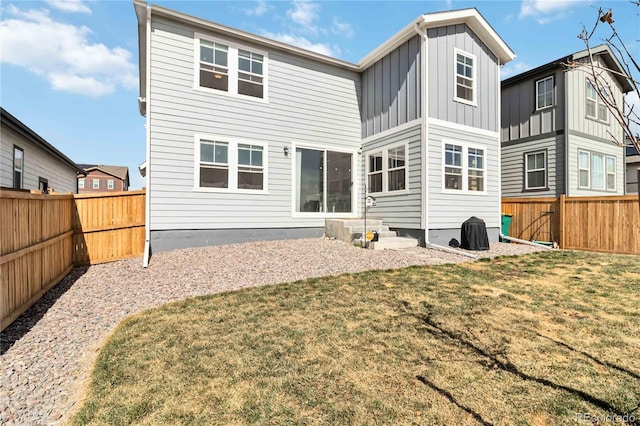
[502,195,640,255]
[73,190,145,265]
[1,189,145,331]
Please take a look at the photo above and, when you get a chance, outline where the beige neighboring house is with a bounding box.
[77,164,130,193]
[0,107,83,193]
[627,143,639,194]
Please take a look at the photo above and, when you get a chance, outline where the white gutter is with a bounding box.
[142,3,151,268]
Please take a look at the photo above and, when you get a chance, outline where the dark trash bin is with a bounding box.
[460,216,490,251]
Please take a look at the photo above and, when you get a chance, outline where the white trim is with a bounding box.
[92,179,100,189]
[453,48,477,107]
[441,139,488,195]
[143,3,151,268]
[524,150,547,190]
[535,75,554,111]
[78,178,85,189]
[361,118,422,144]
[193,32,269,104]
[364,141,409,195]
[606,155,616,191]
[578,149,591,189]
[427,117,500,138]
[107,179,115,190]
[420,26,428,235]
[290,142,358,218]
[193,134,269,194]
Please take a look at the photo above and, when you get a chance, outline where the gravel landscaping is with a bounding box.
[0,238,546,425]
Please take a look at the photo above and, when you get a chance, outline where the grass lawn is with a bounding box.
[74,251,640,425]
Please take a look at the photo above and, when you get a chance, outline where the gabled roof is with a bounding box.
[502,44,633,93]
[79,164,130,182]
[133,1,515,114]
[0,107,84,174]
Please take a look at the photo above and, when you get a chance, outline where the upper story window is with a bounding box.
[586,80,608,122]
[536,76,554,110]
[196,34,267,101]
[525,151,547,190]
[79,178,85,189]
[443,141,486,193]
[199,40,229,92]
[366,144,407,194]
[107,180,115,190]
[196,136,267,193]
[454,49,475,105]
[92,179,100,189]
[13,146,24,189]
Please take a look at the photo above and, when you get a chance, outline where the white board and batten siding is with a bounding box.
[501,135,565,197]
[427,24,499,133]
[148,16,362,231]
[428,122,501,230]
[362,124,422,229]
[0,126,77,193]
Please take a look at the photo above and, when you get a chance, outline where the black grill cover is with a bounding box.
[460,216,490,250]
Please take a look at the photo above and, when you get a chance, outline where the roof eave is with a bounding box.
[572,44,634,93]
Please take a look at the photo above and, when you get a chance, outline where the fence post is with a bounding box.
[558,194,566,249]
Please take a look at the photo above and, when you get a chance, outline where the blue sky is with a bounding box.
[1,0,638,189]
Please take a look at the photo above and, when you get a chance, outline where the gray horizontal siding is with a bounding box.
[501,134,565,197]
[428,122,500,229]
[361,124,422,229]
[149,17,362,231]
[501,69,565,142]
[427,24,499,132]
[361,36,421,138]
[566,133,624,196]
[0,126,77,193]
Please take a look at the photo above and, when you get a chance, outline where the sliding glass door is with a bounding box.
[295,147,353,214]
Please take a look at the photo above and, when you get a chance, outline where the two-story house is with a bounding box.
[77,164,130,193]
[133,1,514,258]
[501,45,632,197]
[0,108,83,193]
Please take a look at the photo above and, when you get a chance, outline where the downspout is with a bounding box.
[413,22,476,259]
[564,69,569,197]
[142,3,152,268]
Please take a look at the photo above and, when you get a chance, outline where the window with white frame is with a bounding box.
[454,50,475,104]
[578,150,616,191]
[586,80,608,122]
[13,146,23,189]
[197,35,267,100]
[525,151,546,190]
[107,180,115,190]
[443,142,486,192]
[79,178,85,189]
[367,145,407,194]
[197,137,266,191]
[536,76,554,110]
[92,179,100,189]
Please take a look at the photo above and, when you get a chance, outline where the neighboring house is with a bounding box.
[77,164,130,193]
[0,107,83,193]
[626,143,640,194]
[501,45,633,197]
[133,1,514,254]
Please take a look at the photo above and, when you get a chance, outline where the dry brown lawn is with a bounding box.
[73,250,640,425]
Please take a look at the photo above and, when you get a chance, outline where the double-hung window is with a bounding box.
[525,151,546,190]
[536,76,554,110]
[586,80,608,122]
[92,179,100,189]
[454,49,475,105]
[13,146,24,189]
[443,141,486,193]
[197,137,267,192]
[107,180,115,190]
[197,35,267,100]
[78,178,85,189]
[366,144,407,194]
[578,150,616,191]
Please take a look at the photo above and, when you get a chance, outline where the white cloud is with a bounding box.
[286,0,321,33]
[261,31,337,57]
[331,17,354,38]
[45,0,91,14]
[519,0,587,24]
[501,61,533,79]
[0,5,137,97]
[244,0,272,17]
